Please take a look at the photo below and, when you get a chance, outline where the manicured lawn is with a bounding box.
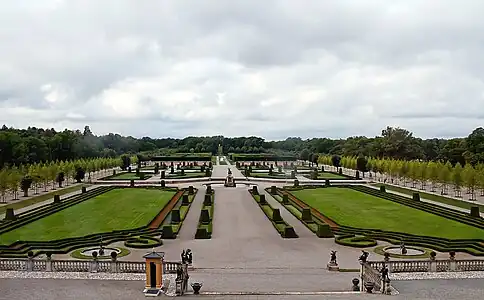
[290,188,484,240]
[0,188,175,244]
[166,172,206,178]
[0,184,87,215]
[107,173,152,180]
[373,183,484,211]
[317,172,347,179]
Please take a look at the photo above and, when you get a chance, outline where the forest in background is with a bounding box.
[1,124,484,169]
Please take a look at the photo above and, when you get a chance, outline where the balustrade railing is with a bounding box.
[0,258,180,274]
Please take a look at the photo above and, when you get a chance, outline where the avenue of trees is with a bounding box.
[319,155,484,201]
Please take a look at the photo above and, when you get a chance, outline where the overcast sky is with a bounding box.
[1,0,483,140]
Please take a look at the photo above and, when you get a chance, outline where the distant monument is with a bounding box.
[224,168,235,187]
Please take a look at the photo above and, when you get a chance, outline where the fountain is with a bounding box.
[80,247,121,258]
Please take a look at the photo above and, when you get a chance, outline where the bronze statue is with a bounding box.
[330,251,337,264]
[359,250,369,263]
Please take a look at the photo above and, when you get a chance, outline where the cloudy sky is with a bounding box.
[1,0,483,140]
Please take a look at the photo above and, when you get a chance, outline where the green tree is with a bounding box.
[452,163,463,197]
[462,163,477,200]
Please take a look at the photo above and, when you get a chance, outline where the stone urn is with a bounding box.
[364,281,374,293]
[352,278,360,291]
[191,282,203,294]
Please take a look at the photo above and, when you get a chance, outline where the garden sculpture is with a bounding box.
[330,251,337,265]
[359,250,369,263]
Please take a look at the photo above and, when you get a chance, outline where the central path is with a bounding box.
[177,189,206,240]
[211,187,280,240]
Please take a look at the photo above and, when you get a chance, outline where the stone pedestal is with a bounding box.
[327,262,339,271]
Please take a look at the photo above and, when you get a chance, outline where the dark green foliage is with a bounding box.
[205,168,211,176]
[21,176,33,197]
[335,234,376,247]
[160,171,165,179]
[171,210,181,223]
[259,194,266,204]
[380,185,386,192]
[338,168,343,175]
[194,228,209,239]
[471,206,480,217]
[182,195,189,205]
[294,179,299,187]
[160,180,165,187]
[74,167,85,183]
[413,192,420,201]
[204,194,212,205]
[283,226,298,238]
[316,224,334,238]
[271,186,277,194]
[162,225,175,239]
[112,170,116,175]
[356,156,368,173]
[53,195,61,204]
[321,166,325,172]
[124,236,163,248]
[81,187,87,193]
[272,208,282,223]
[139,173,145,180]
[154,163,159,174]
[130,179,134,187]
[120,155,131,170]
[4,208,16,221]
[355,171,360,180]
[252,186,258,195]
[282,194,289,204]
[128,167,132,173]
[206,185,212,194]
[188,186,194,195]
[301,208,312,222]
[325,179,330,187]
[290,171,296,179]
[332,155,341,167]
[200,209,210,224]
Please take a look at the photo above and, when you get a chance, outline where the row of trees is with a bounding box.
[0,157,135,202]
[319,155,484,200]
[3,124,484,168]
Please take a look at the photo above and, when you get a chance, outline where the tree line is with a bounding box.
[318,155,484,200]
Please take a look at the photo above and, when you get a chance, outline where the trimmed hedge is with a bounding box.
[276,185,484,255]
[195,190,214,239]
[249,190,298,238]
[124,236,163,249]
[267,187,334,238]
[0,186,190,257]
[335,234,377,248]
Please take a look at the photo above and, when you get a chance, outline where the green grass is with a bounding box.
[291,188,484,240]
[0,188,175,244]
[316,172,347,179]
[373,183,484,211]
[0,184,87,215]
[107,173,152,180]
[166,172,206,178]
[250,172,289,179]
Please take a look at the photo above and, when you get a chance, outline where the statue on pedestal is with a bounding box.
[327,250,339,271]
[359,250,369,263]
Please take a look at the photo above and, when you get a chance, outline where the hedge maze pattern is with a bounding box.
[278,185,484,255]
[0,186,195,258]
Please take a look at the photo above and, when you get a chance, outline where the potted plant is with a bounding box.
[352,278,360,291]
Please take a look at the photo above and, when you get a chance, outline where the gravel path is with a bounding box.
[177,189,205,240]
[211,187,279,240]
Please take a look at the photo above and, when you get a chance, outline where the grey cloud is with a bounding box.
[1,0,484,139]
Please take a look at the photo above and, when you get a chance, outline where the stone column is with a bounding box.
[90,258,99,273]
[27,257,33,272]
[110,257,117,273]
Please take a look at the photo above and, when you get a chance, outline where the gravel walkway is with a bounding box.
[177,189,205,240]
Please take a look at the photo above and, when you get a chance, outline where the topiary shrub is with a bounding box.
[161,171,165,179]
[188,186,194,194]
[271,186,277,194]
[380,185,386,192]
[171,210,181,223]
[200,209,210,224]
[53,194,61,204]
[470,206,480,217]
[259,194,266,204]
[316,223,334,238]
[413,192,420,201]
[162,225,175,239]
[272,208,282,223]
[27,251,34,258]
[294,179,299,187]
[325,179,330,187]
[338,168,343,175]
[252,186,258,195]
[204,194,212,206]
[195,228,209,239]
[301,208,312,222]
[130,179,134,187]
[81,186,87,193]
[4,208,16,221]
[182,195,190,205]
[355,171,360,180]
[283,226,298,238]
[335,235,377,248]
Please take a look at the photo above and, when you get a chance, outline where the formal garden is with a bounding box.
[269,185,484,255]
[0,185,197,257]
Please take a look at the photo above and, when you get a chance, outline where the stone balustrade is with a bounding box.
[0,258,181,274]
[368,259,484,273]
